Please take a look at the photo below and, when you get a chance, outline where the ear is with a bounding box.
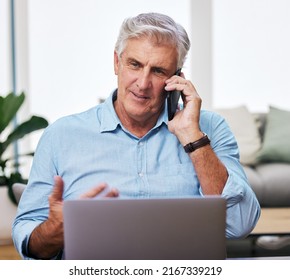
[114,51,119,75]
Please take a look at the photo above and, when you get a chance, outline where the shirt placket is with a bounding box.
[136,139,148,197]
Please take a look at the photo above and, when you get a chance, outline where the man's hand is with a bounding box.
[28,177,119,259]
[165,73,203,145]
[47,176,65,242]
[80,183,119,199]
[28,176,65,259]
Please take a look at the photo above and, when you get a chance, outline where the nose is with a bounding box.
[136,69,152,90]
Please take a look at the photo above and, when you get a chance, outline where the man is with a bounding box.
[12,12,260,259]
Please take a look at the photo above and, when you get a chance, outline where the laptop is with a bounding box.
[63,196,226,260]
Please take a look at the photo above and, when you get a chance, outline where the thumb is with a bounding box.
[49,175,64,202]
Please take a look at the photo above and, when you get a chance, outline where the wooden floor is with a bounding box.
[0,244,21,260]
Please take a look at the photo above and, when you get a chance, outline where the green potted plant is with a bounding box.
[0,92,48,245]
[0,92,49,204]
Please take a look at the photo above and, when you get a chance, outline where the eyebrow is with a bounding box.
[127,57,170,73]
[126,57,140,65]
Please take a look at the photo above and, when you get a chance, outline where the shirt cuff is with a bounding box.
[198,170,244,207]
[220,170,244,206]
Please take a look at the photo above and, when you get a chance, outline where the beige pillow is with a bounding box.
[214,105,261,165]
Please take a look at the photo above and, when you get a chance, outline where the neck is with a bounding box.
[114,100,162,138]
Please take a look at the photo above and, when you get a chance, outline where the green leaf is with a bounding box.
[0,91,49,205]
[0,158,9,173]
[0,175,8,186]
[0,92,25,134]
[1,116,48,152]
[7,172,28,205]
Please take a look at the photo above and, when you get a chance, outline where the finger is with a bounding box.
[165,78,189,92]
[165,83,187,93]
[104,188,119,198]
[49,176,64,202]
[79,183,108,199]
[166,70,185,82]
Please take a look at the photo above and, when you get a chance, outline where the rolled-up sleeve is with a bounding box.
[12,126,56,259]
[201,111,261,239]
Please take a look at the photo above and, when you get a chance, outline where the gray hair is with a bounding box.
[115,12,191,69]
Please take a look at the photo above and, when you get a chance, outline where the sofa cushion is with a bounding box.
[242,165,264,203]
[257,106,290,163]
[214,105,261,165]
[255,163,290,207]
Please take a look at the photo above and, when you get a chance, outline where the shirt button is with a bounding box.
[138,172,144,177]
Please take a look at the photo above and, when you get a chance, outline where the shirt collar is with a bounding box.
[100,89,120,132]
[100,89,168,133]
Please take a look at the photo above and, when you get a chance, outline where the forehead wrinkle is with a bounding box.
[121,37,178,72]
[123,51,174,73]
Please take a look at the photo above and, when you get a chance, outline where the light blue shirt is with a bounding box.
[12,91,260,259]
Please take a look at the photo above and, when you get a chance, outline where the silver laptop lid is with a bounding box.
[63,196,226,260]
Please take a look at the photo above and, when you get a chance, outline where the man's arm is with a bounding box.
[187,144,228,195]
[28,176,64,259]
[28,219,64,259]
[165,74,228,195]
[165,74,260,238]
[28,176,119,259]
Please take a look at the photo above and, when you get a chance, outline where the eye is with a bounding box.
[152,68,166,76]
[129,60,141,69]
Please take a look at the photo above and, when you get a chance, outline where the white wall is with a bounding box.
[0,0,10,93]
[190,0,213,110]
[212,0,290,112]
[4,0,290,120]
[27,0,192,124]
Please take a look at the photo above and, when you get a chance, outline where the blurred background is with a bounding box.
[1,0,290,177]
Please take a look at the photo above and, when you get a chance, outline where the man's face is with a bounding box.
[114,37,178,124]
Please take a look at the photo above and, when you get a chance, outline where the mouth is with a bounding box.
[131,91,150,100]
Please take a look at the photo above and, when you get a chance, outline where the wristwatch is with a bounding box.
[183,133,210,153]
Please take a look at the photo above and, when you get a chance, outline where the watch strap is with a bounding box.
[183,133,210,153]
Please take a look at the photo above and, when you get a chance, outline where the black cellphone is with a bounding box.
[167,68,182,121]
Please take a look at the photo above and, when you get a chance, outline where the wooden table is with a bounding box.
[0,244,21,260]
[251,207,290,235]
